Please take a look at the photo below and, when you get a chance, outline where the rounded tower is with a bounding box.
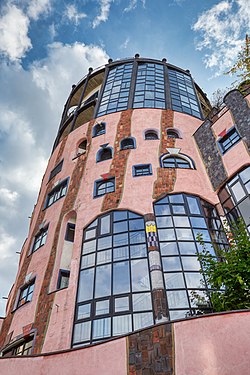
[0,57,249,363]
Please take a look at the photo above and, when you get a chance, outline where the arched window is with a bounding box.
[167,129,180,139]
[145,130,159,140]
[94,178,115,197]
[92,122,106,137]
[96,147,113,162]
[77,140,87,155]
[161,154,194,169]
[120,137,136,150]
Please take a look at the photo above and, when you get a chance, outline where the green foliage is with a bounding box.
[225,34,250,82]
[197,219,250,312]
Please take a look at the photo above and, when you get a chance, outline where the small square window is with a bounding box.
[48,160,63,181]
[32,226,48,252]
[17,279,35,308]
[57,270,70,289]
[133,164,152,177]
[65,223,75,242]
[218,127,240,154]
[94,178,115,197]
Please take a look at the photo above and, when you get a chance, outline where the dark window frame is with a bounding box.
[31,226,48,253]
[120,137,136,150]
[167,129,180,139]
[94,178,115,198]
[65,223,75,242]
[160,154,194,169]
[57,269,70,290]
[16,279,35,309]
[96,147,113,163]
[144,130,159,140]
[218,127,241,154]
[132,164,153,177]
[92,122,106,137]
[48,160,63,182]
[44,178,69,208]
[2,336,35,357]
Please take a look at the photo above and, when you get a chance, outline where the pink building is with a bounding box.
[0,56,249,374]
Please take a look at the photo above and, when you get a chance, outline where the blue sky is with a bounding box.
[0,0,249,316]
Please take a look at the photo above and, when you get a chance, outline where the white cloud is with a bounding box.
[124,0,146,12]
[64,4,87,26]
[0,41,109,315]
[92,0,113,28]
[193,0,250,75]
[0,4,32,61]
[120,37,130,49]
[27,0,51,20]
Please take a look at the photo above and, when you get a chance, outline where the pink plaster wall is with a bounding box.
[0,337,127,375]
[174,311,250,375]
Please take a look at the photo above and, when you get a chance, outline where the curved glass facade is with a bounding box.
[97,61,202,118]
[154,194,227,320]
[73,210,153,347]
[218,166,250,233]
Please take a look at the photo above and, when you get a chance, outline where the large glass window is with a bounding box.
[218,166,250,233]
[154,193,227,320]
[97,63,133,116]
[168,68,201,118]
[73,210,153,347]
[45,178,68,208]
[133,63,165,109]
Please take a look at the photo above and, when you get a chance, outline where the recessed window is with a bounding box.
[48,160,63,181]
[32,226,48,252]
[94,178,115,197]
[120,137,136,150]
[2,337,34,357]
[167,129,179,139]
[65,223,75,242]
[133,164,152,177]
[45,178,68,208]
[57,270,70,289]
[77,140,87,155]
[17,279,35,308]
[218,127,241,154]
[162,155,193,169]
[96,147,112,162]
[145,130,159,140]
[92,122,106,137]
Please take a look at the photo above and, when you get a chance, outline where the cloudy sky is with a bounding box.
[0,0,249,316]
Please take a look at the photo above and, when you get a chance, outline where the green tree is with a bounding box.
[225,34,250,81]
[197,219,250,313]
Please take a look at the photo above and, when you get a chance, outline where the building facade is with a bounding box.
[0,56,249,373]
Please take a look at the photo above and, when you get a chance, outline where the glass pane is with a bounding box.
[160,242,179,255]
[97,236,112,250]
[131,259,150,291]
[173,216,190,227]
[92,318,111,339]
[238,197,250,225]
[115,296,129,312]
[96,300,109,315]
[193,229,211,242]
[95,265,111,298]
[231,181,245,202]
[190,217,207,228]
[129,231,146,244]
[132,293,152,311]
[185,272,204,288]
[78,269,94,302]
[188,290,210,308]
[240,167,250,183]
[113,246,129,261]
[133,312,153,330]
[176,229,193,240]
[82,240,96,254]
[178,242,197,255]
[114,211,127,221]
[154,205,171,216]
[187,197,201,214]
[73,321,91,343]
[100,215,110,235]
[169,310,190,320]
[77,304,91,320]
[129,219,145,231]
[97,249,112,264]
[169,194,184,203]
[130,244,147,258]
[113,261,130,294]
[156,216,173,228]
[81,253,95,269]
[164,273,185,289]
[182,257,200,271]
[114,233,128,247]
[114,221,128,233]
[113,315,132,336]
[162,257,182,271]
[172,205,186,214]
[166,290,189,308]
[158,228,175,241]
